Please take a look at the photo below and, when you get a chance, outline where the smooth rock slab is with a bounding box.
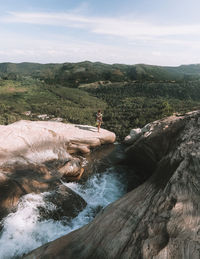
[0,120,116,167]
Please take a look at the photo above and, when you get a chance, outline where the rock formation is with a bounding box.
[0,120,116,166]
[0,120,115,219]
[38,184,87,221]
[24,110,200,259]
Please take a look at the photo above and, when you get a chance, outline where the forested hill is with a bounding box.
[1,61,200,84]
[0,61,200,140]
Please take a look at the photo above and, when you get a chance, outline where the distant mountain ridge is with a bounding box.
[0,61,200,140]
[1,61,200,85]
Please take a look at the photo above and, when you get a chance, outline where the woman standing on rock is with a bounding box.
[96,110,103,132]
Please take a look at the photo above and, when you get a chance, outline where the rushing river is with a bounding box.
[0,144,128,259]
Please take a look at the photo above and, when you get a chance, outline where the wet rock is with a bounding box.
[0,165,61,219]
[0,172,25,220]
[38,185,87,221]
[58,158,83,179]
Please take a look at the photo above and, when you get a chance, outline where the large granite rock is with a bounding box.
[0,120,115,219]
[24,111,200,259]
[0,120,116,166]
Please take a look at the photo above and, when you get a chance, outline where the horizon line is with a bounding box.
[0,60,199,68]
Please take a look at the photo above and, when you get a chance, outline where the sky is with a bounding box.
[0,0,200,66]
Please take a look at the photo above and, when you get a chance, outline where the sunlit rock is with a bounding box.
[0,120,115,166]
[124,128,142,144]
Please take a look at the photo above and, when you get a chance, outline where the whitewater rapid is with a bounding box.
[0,168,127,259]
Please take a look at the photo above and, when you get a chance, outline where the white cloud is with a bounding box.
[0,33,199,66]
[2,11,200,40]
[0,35,137,64]
[152,51,161,56]
[1,11,200,65]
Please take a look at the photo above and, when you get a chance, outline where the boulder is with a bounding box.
[58,158,84,179]
[124,114,186,175]
[0,120,116,167]
[38,185,87,221]
[24,110,200,259]
[124,128,142,144]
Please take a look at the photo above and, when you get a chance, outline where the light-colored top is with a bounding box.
[96,113,103,122]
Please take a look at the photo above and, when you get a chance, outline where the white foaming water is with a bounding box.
[0,168,126,259]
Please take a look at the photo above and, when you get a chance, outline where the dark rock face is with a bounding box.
[0,165,59,219]
[38,185,87,221]
[24,111,200,259]
[0,162,82,220]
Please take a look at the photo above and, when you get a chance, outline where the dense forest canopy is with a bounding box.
[1,61,200,83]
[0,61,200,140]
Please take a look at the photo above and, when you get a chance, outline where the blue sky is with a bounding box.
[0,0,200,65]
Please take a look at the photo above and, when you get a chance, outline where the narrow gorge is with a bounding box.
[0,111,200,259]
[0,120,125,258]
